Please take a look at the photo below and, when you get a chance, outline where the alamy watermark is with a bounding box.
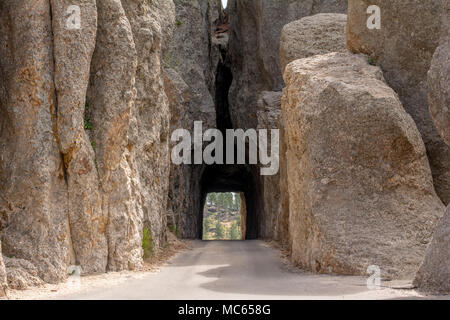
[67,265,82,289]
[366,265,381,290]
[367,5,381,30]
[171,121,279,176]
[66,5,81,30]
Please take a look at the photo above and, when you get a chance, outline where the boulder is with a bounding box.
[280,13,348,73]
[347,0,450,204]
[414,0,450,295]
[228,0,347,130]
[415,205,450,294]
[3,257,44,290]
[282,52,445,279]
[227,0,347,243]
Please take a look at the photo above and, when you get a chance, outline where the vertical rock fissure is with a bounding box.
[199,11,262,240]
[214,47,233,133]
[48,1,77,268]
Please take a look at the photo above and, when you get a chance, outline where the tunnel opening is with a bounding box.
[202,192,244,240]
[199,163,263,239]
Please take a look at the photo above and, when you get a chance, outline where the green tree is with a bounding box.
[208,193,217,207]
[203,217,212,235]
[224,193,233,213]
[215,220,225,239]
[229,221,241,240]
[217,193,225,212]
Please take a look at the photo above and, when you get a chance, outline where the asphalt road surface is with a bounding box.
[43,240,443,300]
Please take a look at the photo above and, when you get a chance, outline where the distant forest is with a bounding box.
[203,193,241,240]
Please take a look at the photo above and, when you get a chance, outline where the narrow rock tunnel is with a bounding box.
[199,164,264,239]
[196,40,264,240]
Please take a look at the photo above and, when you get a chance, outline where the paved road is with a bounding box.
[45,240,439,300]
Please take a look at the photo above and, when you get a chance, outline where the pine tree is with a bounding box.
[208,193,217,207]
[215,220,225,239]
[230,221,241,240]
[224,193,233,213]
[217,193,226,214]
[203,217,212,234]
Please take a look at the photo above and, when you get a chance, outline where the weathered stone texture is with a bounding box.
[280,13,348,73]
[165,0,225,238]
[168,0,223,128]
[415,205,450,294]
[121,0,175,256]
[282,52,444,279]
[0,0,72,284]
[88,0,141,272]
[428,0,450,146]
[164,68,194,238]
[3,256,44,290]
[52,0,108,274]
[226,0,347,243]
[347,0,450,205]
[228,0,347,130]
[257,91,282,240]
[414,0,450,294]
[0,0,176,290]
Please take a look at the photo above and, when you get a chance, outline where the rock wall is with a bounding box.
[86,0,139,272]
[120,0,175,258]
[347,0,450,205]
[0,0,449,295]
[415,205,450,293]
[282,52,444,279]
[227,0,347,241]
[0,0,72,285]
[227,0,347,130]
[251,12,348,242]
[0,0,175,290]
[428,0,450,146]
[414,0,450,294]
[164,68,193,238]
[256,92,282,240]
[165,0,225,238]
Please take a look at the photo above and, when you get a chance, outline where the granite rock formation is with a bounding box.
[282,52,444,279]
[347,0,450,205]
[280,13,347,73]
[0,0,175,289]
